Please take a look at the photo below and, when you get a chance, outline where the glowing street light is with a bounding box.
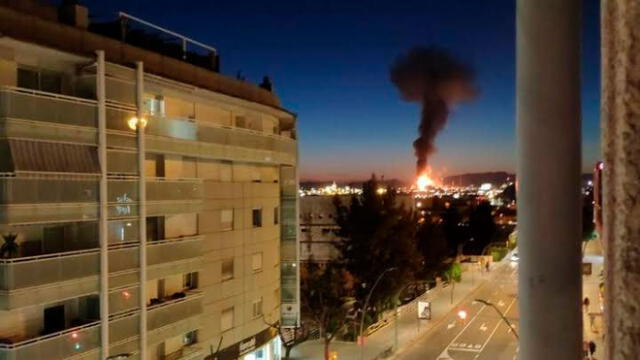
[457,309,468,320]
[127,116,148,130]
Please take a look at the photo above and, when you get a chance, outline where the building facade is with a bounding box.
[0,2,298,360]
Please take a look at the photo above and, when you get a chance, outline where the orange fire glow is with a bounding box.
[417,174,435,191]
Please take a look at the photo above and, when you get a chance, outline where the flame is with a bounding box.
[417,174,434,191]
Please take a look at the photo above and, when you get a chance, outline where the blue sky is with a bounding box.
[84,0,601,182]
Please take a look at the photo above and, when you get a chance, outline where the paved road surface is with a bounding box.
[395,261,519,360]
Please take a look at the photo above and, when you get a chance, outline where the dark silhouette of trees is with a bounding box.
[466,201,497,254]
[334,175,422,325]
[417,216,449,279]
[300,262,354,360]
[442,205,465,256]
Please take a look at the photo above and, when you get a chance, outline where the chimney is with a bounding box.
[59,0,89,29]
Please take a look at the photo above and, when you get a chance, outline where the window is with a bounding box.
[252,253,263,272]
[183,330,197,346]
[222,258,234,281]
[252,208,263,228]
[221,307,234,331]
[274,207,279,225]
[251,169,261,183]
[322,228,331,235]
[221,209,234,231]
[252,297,263,318]
[183,272,198,290]
[17,67,62,93]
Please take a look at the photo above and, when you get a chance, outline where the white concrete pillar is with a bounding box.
[601,0,640,358]
[135,61,148,360]
[96,50,109,360]
[516,1,583,359]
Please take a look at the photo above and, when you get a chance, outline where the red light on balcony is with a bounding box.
[71,332,79,339]
[122,290,131,300]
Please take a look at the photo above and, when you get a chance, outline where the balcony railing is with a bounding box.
[0,86,97,128]
[147,291,203,332]
[0,236,202,291]
[0,320,100,360]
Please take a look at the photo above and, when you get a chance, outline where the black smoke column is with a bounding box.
[390,47,477,175]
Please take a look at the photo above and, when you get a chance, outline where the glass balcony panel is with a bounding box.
[109,312,140,344]
[0,179,98,204]
[108,245,139,273]
[0,88,97,128]
[147,292,203,332]
[0,250,99,290]
[147,236,202,266]
[146,180,202,202]
[110,286,139,314]
[0,322,100,360]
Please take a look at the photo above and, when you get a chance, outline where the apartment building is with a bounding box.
[0,2,298,360]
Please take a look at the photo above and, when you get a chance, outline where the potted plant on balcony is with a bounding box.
[1,232,18,259]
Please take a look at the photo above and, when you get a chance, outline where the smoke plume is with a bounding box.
[390,46,476,175]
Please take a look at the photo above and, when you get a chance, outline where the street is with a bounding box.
[395,261,519,360]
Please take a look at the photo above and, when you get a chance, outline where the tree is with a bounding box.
[263,318,308,360]
[466,201,496,255]
[416,215,449,279]
[443,262,462,304]
[334,175,422,326]
[300,262,354,360]
[442,204,465,256]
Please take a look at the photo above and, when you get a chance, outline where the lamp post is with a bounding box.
[359,267,397,360]
[475,299,519,340]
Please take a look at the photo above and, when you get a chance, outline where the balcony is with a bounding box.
[0,321,100,360]
[147,291,203,334]
[0,236,202,309]
[0,86,97,128]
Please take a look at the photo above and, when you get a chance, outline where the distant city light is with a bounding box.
[479,183,492,191]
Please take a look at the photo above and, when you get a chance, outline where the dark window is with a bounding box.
[274,207,279,225]
[183,330,198,346]
[17,68,39,90]
[183,272,198,290]
[17,67,63,93]
[252,208,262,227]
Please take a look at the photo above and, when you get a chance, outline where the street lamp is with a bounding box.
[359,267,397,360]
[475,299,519,340]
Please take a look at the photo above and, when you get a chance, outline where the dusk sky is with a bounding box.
[84,0,601,182]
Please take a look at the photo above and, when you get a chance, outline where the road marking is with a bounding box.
[498,300,505,307]
[480,323,488,332]
[437,305,488,358]
[478,296,517,353]
[447,322,456,330]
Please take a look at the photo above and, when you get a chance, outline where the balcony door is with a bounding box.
[44,305,65,334]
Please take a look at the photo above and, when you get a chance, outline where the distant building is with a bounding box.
[300,194,416,264]
[0,2,298,360]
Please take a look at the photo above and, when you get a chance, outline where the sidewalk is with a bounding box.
[290,262,495,360]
